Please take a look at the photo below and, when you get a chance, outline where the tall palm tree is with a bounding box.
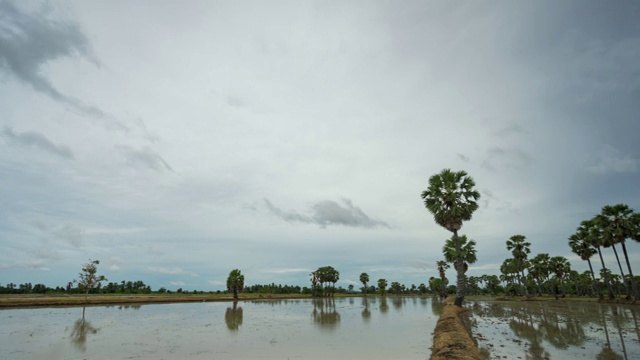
[506,235,531,297]
[595,214,631,299]
[569,230,601,299]
[436,260,450,298]
[500,258,518,295]
[421,169,480,306]
[599,204,639,300]
[582,218,616,299]
[359,273,369,296]
[528,253,550,296]
[442,234,477,296]
[549,256,570,298]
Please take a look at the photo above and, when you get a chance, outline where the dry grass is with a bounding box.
[0,293,318,308]
[430,298,484,360]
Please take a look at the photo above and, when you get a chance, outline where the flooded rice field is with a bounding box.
[0,296,638,359]
[0,297,439,360]
[467,299,640,360]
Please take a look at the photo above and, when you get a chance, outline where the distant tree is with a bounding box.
[316,266,339,296]
[549,256,571,298]
[418,283,428,294]
[377,278,387,296]
[310,271,319,297]
[506,235,531,297]
[227,269,245,299]
[436,260,449,298]
[390,281,402,295]
[76,260,107,301]
[569,229,601,299]
[348,284,354,293]
[359,273,370,296]
[421,168,480,306]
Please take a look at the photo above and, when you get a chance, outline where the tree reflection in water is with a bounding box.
[391,296,404,311]
[469,300,636,360]
[69,307,99,352]
[379,297,389,314]
[225,301,243,332]
[311,298,340,330]
[361,297,371,322]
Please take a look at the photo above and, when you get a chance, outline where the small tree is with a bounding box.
[227,269,245,299]
[359,272,370,296]
[377,278,387,296]
[76,260,107,301]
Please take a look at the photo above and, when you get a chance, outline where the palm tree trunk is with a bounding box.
[587,258,603,299]
[620,241,640,301]
[610,244,631,299]
[597,245,616,299]
[452,230,465,306]
[520,270,530,297]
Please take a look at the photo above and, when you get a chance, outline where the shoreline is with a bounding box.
[1,293,636,310]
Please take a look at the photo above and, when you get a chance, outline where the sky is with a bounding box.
[1,0,639,292]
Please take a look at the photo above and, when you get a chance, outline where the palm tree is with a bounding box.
[582,218,616,299]
[500,258,518,295]
[421,169,480,306]
[310,271,319,297]
[436,260,450,298]
[359,273,369,296]
[598,204,639,300]
[549,256,570,298]
[569,230,601,299]
[506,235,531,297]
[377,278,388,296]
[226,269,244,299]
[528,253,550,296]
[442,234,477,297]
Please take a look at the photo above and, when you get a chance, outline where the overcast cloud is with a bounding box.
[1,0,639,291]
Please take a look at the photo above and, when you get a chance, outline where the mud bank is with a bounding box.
[430,298,483,360]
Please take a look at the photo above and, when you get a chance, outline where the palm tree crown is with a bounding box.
[443,235,478,270]
[421,169,480,233]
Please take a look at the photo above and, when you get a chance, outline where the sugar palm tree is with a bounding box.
[528,253,550,296]
[442,234,477,296]
[436,260,450,298]
[569,229,601,299]
[506,235,531,297]
[549,256,570,298]
[598,204,639,300]
[421,169,480,306]
[226,269,244,299]
[582,218,616,299]
[359,273,369,296]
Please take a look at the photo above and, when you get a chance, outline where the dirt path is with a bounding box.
[430,298,484,360]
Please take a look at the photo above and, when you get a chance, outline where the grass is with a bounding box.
[430,297,484,360]
[0,292,364,308]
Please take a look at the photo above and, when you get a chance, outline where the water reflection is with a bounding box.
[225,301,243,332]
[431,297,444,316]
[379,297,389,314]
[391,296,404,310]
[311,298,340,330]
[68,307,99,352]
[361,297,371,322]
[469,300,638,360]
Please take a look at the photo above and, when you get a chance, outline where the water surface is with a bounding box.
[467,299,640,360]
[0,297,439,360]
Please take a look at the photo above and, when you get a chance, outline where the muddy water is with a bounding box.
[467,299,640,360]
[0,297,439,360]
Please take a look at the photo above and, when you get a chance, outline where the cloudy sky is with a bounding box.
[1,0,639,291]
